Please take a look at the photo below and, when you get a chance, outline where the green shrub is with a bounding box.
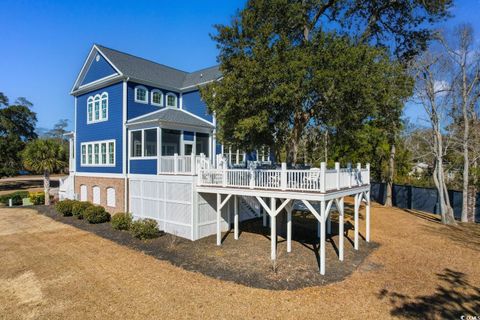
[29,192,46,205]
[55,199,76,216]
[84,205,110,224]
[130,218,159,240]
[0,191,29,205]
[71,201,92,219]
[111,212,132,230]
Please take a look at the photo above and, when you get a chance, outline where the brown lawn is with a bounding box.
[0,203,479,319]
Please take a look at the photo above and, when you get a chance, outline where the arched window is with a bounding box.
[151,89,163,106]
[87,92,108,123]
[106,187,116,207]
[92,186,100,204]
[166,93,177,108]
[134,86,148,103]
[80,185,87,201]
[87,97,94,122]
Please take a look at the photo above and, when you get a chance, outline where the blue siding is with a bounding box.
[130,159,157,174]
[184,131,194,141]
[127,81,179,120]
[182,90,213,122]
[81,53,117,85]
[76,82,123,173]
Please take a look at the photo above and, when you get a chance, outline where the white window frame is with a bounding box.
[106,187,116,207]
[87,92,108,124]
[134,86,148,104]
[80,139,116,167]
[92,186,101,204]
[165,92,177,108]
[129,127,158,159]
[151,89,163,107]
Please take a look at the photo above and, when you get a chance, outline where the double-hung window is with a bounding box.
[130,128,157,158]
[87,92,108,123]
[80,139,115,166]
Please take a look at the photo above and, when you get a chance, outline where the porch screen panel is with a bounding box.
[196,132,209,157]
[162,129,180,155]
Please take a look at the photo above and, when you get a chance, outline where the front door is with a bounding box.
[184,142,194,155]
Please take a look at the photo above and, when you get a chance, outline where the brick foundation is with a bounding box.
[74,176,126,214]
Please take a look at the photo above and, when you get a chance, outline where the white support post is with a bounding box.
[354,193,359,250]
[320,200,326,275]
[366,163,370,184]
[347,162,352,188]
[174,153,178,174]
[335,162,340,190]
[216,193,221,246]
[281,162,287,190]
[320,162,326,192]
[249,167,255,189]
[339,197,344,261]
[191,153,196,174]
[270,197,277,260]
[287,204,292,253]
[234,195,239,240]
[222,166,227,187]
[366,191,370,242]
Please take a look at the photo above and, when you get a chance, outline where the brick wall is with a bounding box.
[74,176,126,214]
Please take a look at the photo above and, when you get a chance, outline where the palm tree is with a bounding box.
[22,139,67,205]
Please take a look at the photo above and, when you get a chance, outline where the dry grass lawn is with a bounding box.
[0,203,479,319]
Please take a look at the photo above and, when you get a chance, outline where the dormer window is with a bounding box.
[151,89,163,106]
[166,93,177,108]
[135,86,148,103]
[87,92,108,124]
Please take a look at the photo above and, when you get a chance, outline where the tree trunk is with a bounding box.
[467,185,476,222]
[385,143,396,207]
[44,170,50,206]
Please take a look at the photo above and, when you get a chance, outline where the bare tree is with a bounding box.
[412,49,456,225]
[440,24,480,222]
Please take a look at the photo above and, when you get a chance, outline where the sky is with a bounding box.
[1,0,479,132]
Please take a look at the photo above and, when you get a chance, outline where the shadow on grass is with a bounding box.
[379,268,480,319]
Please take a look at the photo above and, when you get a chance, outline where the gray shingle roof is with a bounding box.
[126,108,214,129]
[96,45,220,90]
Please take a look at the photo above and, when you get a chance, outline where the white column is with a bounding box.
[287,205,292,253]
[320,162,326,192]
[320,200,326,275]
[366,191,370,242]
[234,195,239,240]
[354,193,359,250]
[270,197,276,260]
[339,197,344,261]
[216,193,221,246]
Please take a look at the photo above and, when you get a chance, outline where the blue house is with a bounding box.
[60,44,371,275]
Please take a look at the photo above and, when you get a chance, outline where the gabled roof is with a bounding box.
[126,108,215,129]
[72,44,221,94]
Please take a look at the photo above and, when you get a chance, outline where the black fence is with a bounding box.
[371,182,480,222]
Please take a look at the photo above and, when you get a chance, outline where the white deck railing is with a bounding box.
[198,162,370,193]
[158,154,210,174]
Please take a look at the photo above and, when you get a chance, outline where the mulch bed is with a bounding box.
[34,205,378,290]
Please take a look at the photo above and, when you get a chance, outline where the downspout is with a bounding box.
[123,77,130,212]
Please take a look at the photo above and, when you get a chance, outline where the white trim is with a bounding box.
[179,77,223,91]
[151,89,164,107]
[87,92,109,124]
[78,73,119,90]
[179,92,183,109]
[122,80,128,211]
[126,106,214,127]
[80,139,116,167]
[165,92,178,108]
[75,172,126,178]
[134,85,149,104]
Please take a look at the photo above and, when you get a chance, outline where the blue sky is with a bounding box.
[0,0,479,131]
